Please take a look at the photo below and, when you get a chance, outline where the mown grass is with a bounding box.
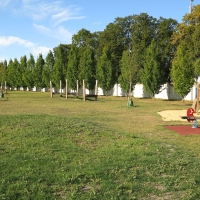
[1,91,200,199]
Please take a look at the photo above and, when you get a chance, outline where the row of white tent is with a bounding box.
[32,82,198,101]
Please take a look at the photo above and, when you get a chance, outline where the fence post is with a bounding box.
[50,80,53,98]
[83,80,85,101]
[66,79,68,99]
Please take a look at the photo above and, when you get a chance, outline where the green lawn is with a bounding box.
[1,91,200,199]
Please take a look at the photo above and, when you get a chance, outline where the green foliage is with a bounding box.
[141,40,164,97]
[78,47,96,90]
[7,58,22,88]
[171,5,200,96]
[98,21,125,85]
[119,47,139,94]
[42,50,55,88]
[52,44,69,88]
[194,58,200,77]
[0,62,2,86]
[68,29,96,90]
[0,60,7,88]
[96,49,113,94]
[20,55,28,89]
[6,59,16,88]
[2,9,200,99]
[156,17,178,83]
[14,58,23,89]
[25,54,35,90]
[118,51,131,94]
[171,41,195,99]
[67,44,79,90]
[131,13,157,73]
[33,53,45,89]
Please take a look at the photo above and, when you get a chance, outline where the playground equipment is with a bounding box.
[191,82,200,114]
[129,98,134,107]
[181,108,198,128]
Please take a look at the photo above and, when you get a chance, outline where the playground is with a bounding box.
[158,110,192,121]
[158,87,200,135]
[159,109,200,135]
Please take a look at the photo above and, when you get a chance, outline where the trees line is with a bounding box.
[1,5,200,99]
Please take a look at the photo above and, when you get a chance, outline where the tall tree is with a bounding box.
[190,13,200,79]
[118,46,139,95]
[171,41,195,100]
[131,13,157,79]
[24,54,35,90]
[171,4,200,47]
[20,55,28,90]
[141,40,164,97]
[42,50,55,88]
[0,61,3,88]
[7,58,20,89]
[96,49,113,95]
[6,59,14,88]
[33,53,45,89]
[14,58,22,89]
[156,17,178,83]
[170,4,200,99]
[68,28,96,90]
[98,19,127,86]
[52,44,69,88]
[67,44,79,90]
[0,60,7,89]
[79,46,96,91]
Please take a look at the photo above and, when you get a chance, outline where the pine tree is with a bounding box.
[42,50,55,88]
[52,44,68,88]
[66,45,79,90]
[33,53,45,89]
[20,55,28,89]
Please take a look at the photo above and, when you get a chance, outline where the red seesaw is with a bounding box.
[181,108,198,128]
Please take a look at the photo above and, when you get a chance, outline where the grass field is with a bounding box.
[1,91,200,199]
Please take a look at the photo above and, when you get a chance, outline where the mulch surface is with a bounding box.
[165,125,200,135]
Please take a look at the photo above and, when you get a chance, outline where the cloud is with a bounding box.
[0,36,51,59]
[56,26,73,43]
[32,45,51,56]
[18,0,85,24]
[34,23,73,44]
[33,24,51,33]
[52,6,85,25]
[0,0,11,7]
[2,1,84,43]
[0,36,34,48]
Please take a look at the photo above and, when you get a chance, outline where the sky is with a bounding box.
[0,0,199,62]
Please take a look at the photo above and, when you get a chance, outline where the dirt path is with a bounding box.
[158,110,198,121]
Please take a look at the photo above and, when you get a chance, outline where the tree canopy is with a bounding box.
[170,4,200,98]
[2,5,200,99]
[141,39,164,97]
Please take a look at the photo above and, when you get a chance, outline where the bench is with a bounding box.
[85,94,98,101]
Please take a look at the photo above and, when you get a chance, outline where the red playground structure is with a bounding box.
[181,108,198,128]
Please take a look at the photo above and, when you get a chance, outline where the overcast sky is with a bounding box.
[0,0,199,62]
